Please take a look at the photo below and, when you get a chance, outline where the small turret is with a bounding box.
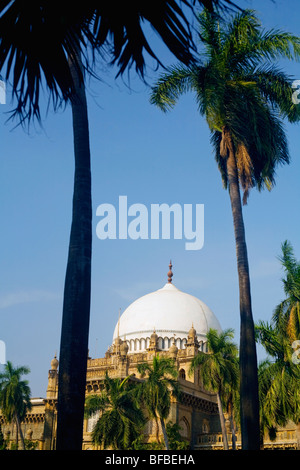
[46,354,59,400]
[120,339,129,357]
[186,324,200,357]
[147,328,160,359]
[169,337,178,359]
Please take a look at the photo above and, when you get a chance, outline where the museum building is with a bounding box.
[0,264,298,449]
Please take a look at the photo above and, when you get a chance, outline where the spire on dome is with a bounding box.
[167,260,173,283]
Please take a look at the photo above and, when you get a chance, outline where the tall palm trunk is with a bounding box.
[15,414,25,450]
[56,49,92,450]
[216,391,228,450]
[154,416,160,444]
[160,417,170,450]
[228,397,237,450]
[296,420,300,450]
[222,126,260,450]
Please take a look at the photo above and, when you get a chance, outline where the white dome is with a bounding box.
[112,281,221,353]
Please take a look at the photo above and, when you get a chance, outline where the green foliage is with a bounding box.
[0,361,31,423]
[0,361,31,450]
[273,241,300,342]
[190,328,239,395]
[166,422,190,450]
[24,439,38,451]
[256,242,300,440]
[85,372,145,450]
[129,435,164,450]
[151,8,300,204]
[137,355,180,422]
[9,439,38,451]
[129,422,189,450]
[0,425,6,450]
[256,323,300,436]
[85,356,184,449]
[0,1,232,124]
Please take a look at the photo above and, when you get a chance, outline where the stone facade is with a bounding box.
[0,330,298,450]
[82,326,220,449]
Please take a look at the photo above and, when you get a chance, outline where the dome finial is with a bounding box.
[167,260,173,283]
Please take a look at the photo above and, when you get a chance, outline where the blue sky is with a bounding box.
[1,0,300,397]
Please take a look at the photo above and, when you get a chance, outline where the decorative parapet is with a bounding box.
[87,358,110,368]
[180,392,218,414]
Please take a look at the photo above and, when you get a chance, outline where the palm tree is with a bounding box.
[166,422,190,449]
[190,328,239,449]
[273,241,300,342]
[0,1,238,123]
[257,358,281,447]
[0,0,239,451]
[150,9,300,449]
[137,354,181,450]
[256,320,300,449]
[223,372,240,449]
[256,242,300,448]
[0,361,31,450]
[84,373,145,450]
[0,424,6,450]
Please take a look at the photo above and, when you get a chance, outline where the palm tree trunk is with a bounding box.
[229,414,237,450]
[14,417,18,449]
[160,418,170,450]
[296,420,300,450]
[217,392,228,450]
[154,416,161,444]
[228,398,237,450]
[15,415,25,450]
[223,126,260,450]
[56,48,92,450]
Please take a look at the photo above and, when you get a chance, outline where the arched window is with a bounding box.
[179,417,189,439]
[158,337,164,349]
[202,419,209,434]
[144,420,153,436]
[179,368,186,380]
[87,411,100,433]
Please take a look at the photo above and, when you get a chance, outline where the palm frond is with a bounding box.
[246,64,300,123]
[222,9,261,56]
[0,1,242,125]
[254,28,300,62]
[196,8,223,57]
[150,64,195,111]
[84,393,108,417]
